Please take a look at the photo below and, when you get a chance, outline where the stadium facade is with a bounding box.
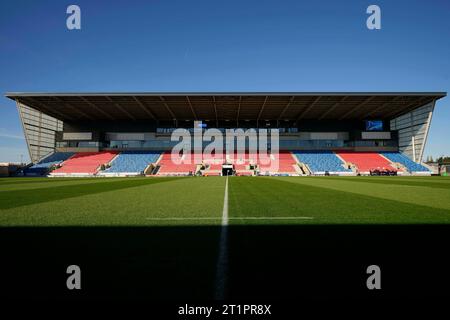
[5,92,446,176]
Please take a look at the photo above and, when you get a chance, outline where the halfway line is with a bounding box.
[215,175,229,300]
[145,216,314,220]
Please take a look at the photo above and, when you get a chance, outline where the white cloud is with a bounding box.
[0,132,25,140]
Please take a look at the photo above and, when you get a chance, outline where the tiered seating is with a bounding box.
[293,151,351,173]
[24,152,74,176]
[157,151,197,174]
[259,151,298,173]
[51,151,119,175]
[222,151,297,174]
[337,151,397,173]
[104,151,160,174]
[155,151,298,175]
[381,152,430,172]
[233,164,249,171]
[225,152,257,175]
[208,163,223,171]
[32,149,430,176]
[200,152,224,175]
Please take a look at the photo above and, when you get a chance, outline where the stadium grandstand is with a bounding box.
[5,92,446,177]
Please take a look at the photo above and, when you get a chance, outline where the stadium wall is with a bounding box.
[16,101,63,163]
[390,101,435,162]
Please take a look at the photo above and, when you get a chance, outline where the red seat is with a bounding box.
[337,152,398,172]
[259,151,297,173]
[157,152,197,174]
[156,151,298,175]
[52,151,119,174]
[208,164,222,171]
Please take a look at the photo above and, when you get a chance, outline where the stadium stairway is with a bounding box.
[101,151,161,176]
[24,152,75,176]
[337,151,398,173]
[201,153,225,175]
[227,153,251,175]
[50,151,119,176]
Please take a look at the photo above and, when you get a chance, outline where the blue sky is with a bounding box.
[0,0,448,162]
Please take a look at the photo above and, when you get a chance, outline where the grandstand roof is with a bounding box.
[5,92,446,122]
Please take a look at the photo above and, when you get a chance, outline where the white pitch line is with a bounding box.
[231,216,314,220]
[145,217,222,220]
[145,216,314,221]
[215,176,229,300]
[221,176,229,227]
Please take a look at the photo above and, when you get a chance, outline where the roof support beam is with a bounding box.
[159,96,176,120]
[363,96,403,119]
[52,97,95,120]
[186,96,197,120]
[132,96,156,120]
[296,96,321,120]
[236,96,242,127]
[212,96,219,127]
[318,96,349,120]
[339,96,376,120]
[256,96,269,124]
[79,97,115,120]
[106,97,136,120]
[277,96,295,120]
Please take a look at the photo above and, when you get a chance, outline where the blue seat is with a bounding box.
[24,152,75,176]
[293,151,351,173]
[381,152,430,172]
[105,151,161,173]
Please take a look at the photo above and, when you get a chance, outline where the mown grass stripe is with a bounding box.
[0,177,225,226]
[0,177,181,210]
[311,176,450,190]
[229,177,450,224]
[268,176,450,211]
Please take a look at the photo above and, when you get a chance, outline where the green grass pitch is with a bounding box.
[1,176,450,226]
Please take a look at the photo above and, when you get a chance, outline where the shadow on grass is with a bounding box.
[0,178,181,209]
[1,225,449,301]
